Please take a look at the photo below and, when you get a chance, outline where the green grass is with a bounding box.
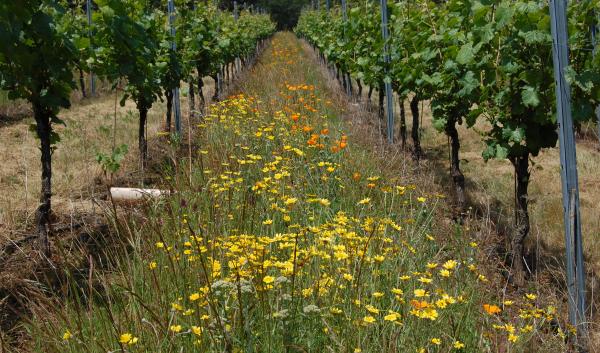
[17,33,567,353]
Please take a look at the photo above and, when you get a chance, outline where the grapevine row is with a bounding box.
[0,0,276,254]
[296,0,600,284]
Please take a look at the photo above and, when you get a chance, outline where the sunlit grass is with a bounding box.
[25,33,567,353]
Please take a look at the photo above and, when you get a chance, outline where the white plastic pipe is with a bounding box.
[110,187,168,204]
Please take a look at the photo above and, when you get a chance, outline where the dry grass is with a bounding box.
[0,77,220,237]
[418,107,600,347]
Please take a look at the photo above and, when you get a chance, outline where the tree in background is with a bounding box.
[219,0,309,29]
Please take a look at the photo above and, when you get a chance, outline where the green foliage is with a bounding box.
[0,0,78,124]
[92,0,164,112]
[96,144,129,174]
[296,0,600,163]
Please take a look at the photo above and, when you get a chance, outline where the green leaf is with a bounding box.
[521,86,540,107]
[456,42,475,65]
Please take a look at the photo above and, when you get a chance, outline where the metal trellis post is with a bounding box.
[326,0,330,13]
[380,0,394,143]
[341,0,347,21]
[86,0,95,96]
[549,0,587,345]
[592,12,600,147]
[168,0,182,135]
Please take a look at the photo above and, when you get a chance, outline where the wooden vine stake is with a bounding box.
[548,0,587,348]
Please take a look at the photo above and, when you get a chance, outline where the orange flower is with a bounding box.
[352,172,361,181]
[410,300,429,309]
[483,304,501,315]
[291,113,300,122]
[339,141,348,149]
[302,125,313,133]
[321,128,329,135]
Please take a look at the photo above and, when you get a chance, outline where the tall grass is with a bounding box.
[21,33,567,353]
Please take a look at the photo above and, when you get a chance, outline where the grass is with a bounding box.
[0,78,218,234]
[409,90,600,345]
[9,33,571,353]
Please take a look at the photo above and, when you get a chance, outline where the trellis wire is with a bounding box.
[379,0,394,143]
[549,0,587,347]
[168,0,182,134]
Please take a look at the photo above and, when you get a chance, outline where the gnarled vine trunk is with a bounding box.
[165,89,173,133]
[378,85,385,123]
[356,79,363,101]
[346,73,353,97]
[138,106,148,168]
[198,76,205,110]
[399,98,407,150]
[510,154,530,286]
[410,96,422,160]
[212,74,219,101]
[189,79,196,119]
[79,68,86,98]
[33,102,52,256]
[445,118,465,212]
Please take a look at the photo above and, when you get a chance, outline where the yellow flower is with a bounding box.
[384,312,400,321]
[365,305,380,314]
[508,334,519,343]
[525,293,537,300]
[155,242,165,249]
[284,197,298,206]
[263,276,275,284]
[440,269,451,277]
[189,293,201,301]
[357,198,371,205]
[414,289,428,297]
[170,325,182,333]
[354,348,362,353]
[330,307,343,314]
[191,326,202,336]
[119,333,138,345]
[62,330,72,341]
[391,288,403,295]
[453,341,465,349]
[372,292,384,298]
[431,337,441,345]
[262,219,273,225]
[417,197,426,203]
[418,277,432,284]
[148,261,157,270]
[363,315,376,324]
[343,273,353,281]
[442,260,458,270]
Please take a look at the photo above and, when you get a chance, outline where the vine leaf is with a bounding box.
[521,86,540,107]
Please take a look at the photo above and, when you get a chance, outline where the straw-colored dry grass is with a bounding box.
[0,78,219,237]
